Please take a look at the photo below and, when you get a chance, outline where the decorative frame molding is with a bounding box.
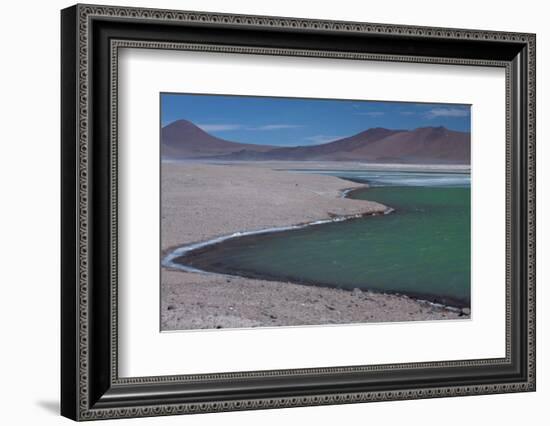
[61,4,535,421]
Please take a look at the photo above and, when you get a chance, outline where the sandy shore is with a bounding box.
[161,162,387,250]
[161,162,466,331]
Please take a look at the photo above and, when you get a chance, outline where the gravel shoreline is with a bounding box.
[161,162,467,331]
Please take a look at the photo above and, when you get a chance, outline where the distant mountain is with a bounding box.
[161,120,276,159]
[233,127,401,161]
[161,120,470,164]
[333,126,470,164]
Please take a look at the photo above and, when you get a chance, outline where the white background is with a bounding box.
[0,0,547,425]
[119,49,506,377]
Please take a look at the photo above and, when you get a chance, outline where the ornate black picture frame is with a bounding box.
[61,4,536,421]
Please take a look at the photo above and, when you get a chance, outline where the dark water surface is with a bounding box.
[175,170,471,308]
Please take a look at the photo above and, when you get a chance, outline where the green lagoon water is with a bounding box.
[178,170,471,307]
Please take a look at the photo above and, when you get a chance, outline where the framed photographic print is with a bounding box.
[61,4,536,421]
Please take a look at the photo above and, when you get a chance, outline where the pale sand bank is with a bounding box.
[161,162,387,250]
[161,162,465,331]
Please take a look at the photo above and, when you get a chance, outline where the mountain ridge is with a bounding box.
[161,119,277,158]
[162,119,470,164]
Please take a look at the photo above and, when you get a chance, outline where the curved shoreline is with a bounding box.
[162,191,386,272]
[161,163,470,330]
[163,184,464,311]
[163,184,386,273]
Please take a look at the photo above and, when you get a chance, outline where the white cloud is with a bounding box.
[425,107,469,119]
[355,111,385,117]
[303,135,344,145]
[196,123,303,132]
[400,111,416,116]
[250,124,304,130]
[196,123,243,132]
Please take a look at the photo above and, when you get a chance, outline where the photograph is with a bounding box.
[160,94,472,331]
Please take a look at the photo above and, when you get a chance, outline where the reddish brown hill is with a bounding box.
[161,119,276,159]
[161,120,470,164]
[338,126,470,163]
[246,127,402,161]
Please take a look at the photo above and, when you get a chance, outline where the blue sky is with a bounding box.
[161,93,471,147]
